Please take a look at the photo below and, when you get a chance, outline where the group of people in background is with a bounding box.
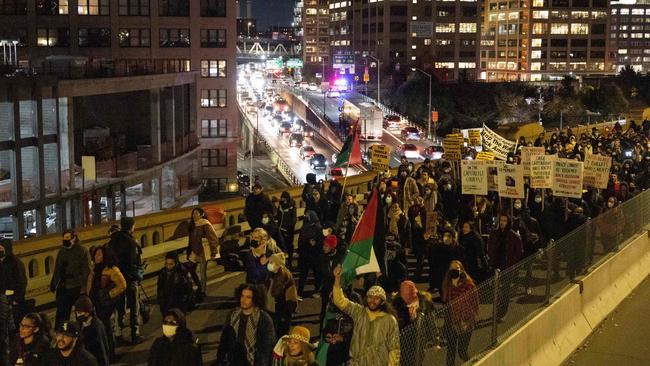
[1,119,649,366]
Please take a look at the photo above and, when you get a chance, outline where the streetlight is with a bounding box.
[247,22,252,37]
[411,67,432,140]
[364,55,381,106]
[526,87,545,126]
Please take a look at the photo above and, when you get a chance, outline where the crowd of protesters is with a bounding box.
[1,120,650,366]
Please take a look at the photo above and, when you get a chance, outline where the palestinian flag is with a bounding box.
[335,120,362,168]
[316,189,381,364]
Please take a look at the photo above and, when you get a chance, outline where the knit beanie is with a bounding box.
[366,285,387,302]
[74,295,94,314]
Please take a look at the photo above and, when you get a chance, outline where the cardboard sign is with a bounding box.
[498,163,525,198]
[443,133,463,161]
[81,156,96,181]
[461,160,488,196]
[530,154,556,189]
[521,147,545,177]
[476,151,495,161]
[553,159,584,199]
[481,124,517,161]
[468,129,481,147]
[583,154,612,189]
[369,144,391,171]
[486,160,504,192]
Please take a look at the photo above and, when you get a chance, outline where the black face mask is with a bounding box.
[62,240,72,248]
[76,314,90,324]
[450,269,461,279]
[250,239,260,248]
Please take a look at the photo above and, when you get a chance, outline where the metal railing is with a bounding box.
[39,58,191,79]
[361,188,650,366]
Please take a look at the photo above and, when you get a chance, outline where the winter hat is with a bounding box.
[323,235,338,249]
[367,285,387,302]
[165,251,179,261]
[400,280,418,304]
[120,216,135,232]
[74,295,94,314]
[287,326,311,345]
[268,253,286,267]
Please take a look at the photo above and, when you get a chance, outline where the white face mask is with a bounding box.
[385,197,393,205]
[162,325,177,338]
[262,217,270,225]
[445,184,452,191]
[534,195,542,203]
[267,262,278,273]
[514,201,522,210]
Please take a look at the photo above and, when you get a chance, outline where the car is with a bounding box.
[271,115,284,126]
[424,145,444,159]
[400,143,421,159]
[299,145,316,160]
[309,153,327,170]
[401,127,422,141]
[385,115,402,130]
[278,122,293,135]
[289,133,304,147]
[273,98,290,113]
[308,83,318,91]
[326,90,341,98]
[302,126,314,138]
[292,118,306,132]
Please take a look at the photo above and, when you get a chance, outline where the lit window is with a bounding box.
[459,23,476,33]
[78,0,110,15]
[632,9,644,15]
[424,39,431,45]
[532,38,542,47]
[458,62,476,68]
[620,9,629,15]
[532,0,544,6]
[551,24,569,35]
[532,50,542,59]
[508,12,518,20]
[532,23,547,34]
[436,23,456,33]
[618,49,627,54]
[571,11,588,19]
[570,23,588,35]
[531,62,541,71]
[435,62,455,68]
[200,60,227,77]
[533,10,548,19]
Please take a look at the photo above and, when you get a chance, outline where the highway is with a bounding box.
[238,69,360,184]
[288,87,434,167]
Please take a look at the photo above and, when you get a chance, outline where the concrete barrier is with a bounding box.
[475,228,650,366]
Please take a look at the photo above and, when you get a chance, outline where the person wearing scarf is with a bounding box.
[271,326,318,366]
[391,281,435,366]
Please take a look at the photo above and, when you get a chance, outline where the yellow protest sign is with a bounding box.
[468,130,481,147]
[369,144,391,171]
[476,151,495,160]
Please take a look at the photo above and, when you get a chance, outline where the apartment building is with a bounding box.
[302,0,330,71]
[480,0,613,81]
[328,0,481,81]
[610,0,650,73]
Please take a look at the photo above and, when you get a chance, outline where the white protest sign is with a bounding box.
[530,154,556,189]
[486,160,504,191]
[553,159,584,199]
[481,124,517,161]
[461,160,488,196]
[583,154,612,189]
[498,163,525,198]
[521,146,545,177]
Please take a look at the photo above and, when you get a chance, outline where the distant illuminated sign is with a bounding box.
[286,59,303,68]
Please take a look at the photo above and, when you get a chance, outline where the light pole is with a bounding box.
[412,67,432,140]
[365,55,381,105]
[247,22,252,38]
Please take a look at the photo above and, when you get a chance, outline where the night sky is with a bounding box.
[243,0,294,30]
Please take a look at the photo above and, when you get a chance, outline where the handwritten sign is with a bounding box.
[498,163,524,198]
[521,147,545,177]
[583,154,612,189]
[468,129,481,147]
[530,154,556,189]
[443,133,463,161]
[461,160,487,195]
[370,144,391,171]
[476,151,495,161]
[481,124,517,161]
[553,159,584,199]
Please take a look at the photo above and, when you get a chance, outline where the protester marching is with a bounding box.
[2,118,650,366]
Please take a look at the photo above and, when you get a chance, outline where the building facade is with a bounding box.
[302,0,330,69]
[480,0,613,81]
[0,0,238,237]
[610,0,650,73]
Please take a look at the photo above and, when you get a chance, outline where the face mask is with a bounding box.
[607,201,614,208]
[385,197,392,205]
[62,240,72,248]
[425,189,431,195]
[443,237,452,245]
[445,184,452,191]
[449,269,461,279]
[267,263,278,273]
[401,172,407,177]
[514,201,522,210]
[322,229,330,237]
[534,195,542,203]
[444,168,451,173]
[162,324,177,338]
[262,217,270,225]
[250,239,260,248]
[76,314,90,325]
[408,166,413,172]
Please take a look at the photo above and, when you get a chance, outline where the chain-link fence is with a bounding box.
[337,188,650,366]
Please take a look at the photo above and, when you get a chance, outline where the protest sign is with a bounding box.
[443,133,463,161]
[583,154,612,189]
[468,129,481,147]
[476,151,495,161]
[530,154,555,188]
[461,160,487,195]
[498,163,524,198]
[553,159,584,199]
[481,124,517,161]
[521,146,545,177]
[369,144,391,171]
[485,160,503,191]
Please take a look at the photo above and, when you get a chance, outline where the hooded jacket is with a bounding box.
[107,230,142,282]
[148,309,202,366]
[276,191,297,235]
[245,191,274,230]
[487,217,524,270]
[298,211,322,257]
